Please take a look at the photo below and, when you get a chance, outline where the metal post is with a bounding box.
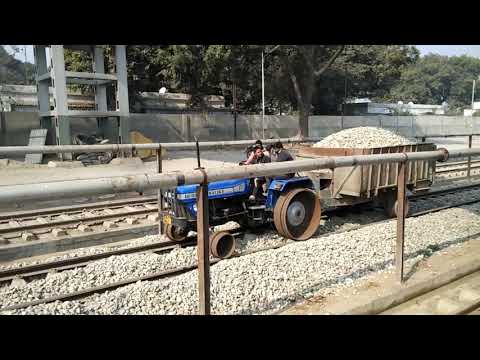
[233,82,237,140]
[196,178,210,315]
[157,147,164,235]
[261,51,265,140]
[472,80,476,109]
[468,135,473,180]
[396,161,407,284]
[187,116,192,142]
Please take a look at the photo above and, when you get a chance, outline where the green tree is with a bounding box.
[311,45,420,114]
[275,45,345,137]
[0,46,35,85]
[390,54,480,112]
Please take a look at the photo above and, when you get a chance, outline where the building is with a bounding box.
[344,98,447,116]
[133,92,227,113]
[464,102,480,116]
[0,84,228,114]
[0,84,94,112]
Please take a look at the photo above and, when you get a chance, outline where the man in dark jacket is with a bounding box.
[266,142,295,191]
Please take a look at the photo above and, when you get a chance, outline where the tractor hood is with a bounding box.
[175,178,251,203]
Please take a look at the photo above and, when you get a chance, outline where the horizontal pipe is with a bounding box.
[0,138,320,155]
[415,134,480,138]
[0,148,468,204]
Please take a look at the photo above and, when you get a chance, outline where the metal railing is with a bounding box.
[2,146,480,315]
[417,134,477,180]
[0,137,321,156]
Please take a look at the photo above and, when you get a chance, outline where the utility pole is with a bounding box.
[261,45,280,140]
[472,79,476,109]
[261,51,265,140]
[233,81,237,140]
[24,46,28,84]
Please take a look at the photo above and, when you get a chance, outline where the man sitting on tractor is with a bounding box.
[243,144,271,201]
[266,141,295,189]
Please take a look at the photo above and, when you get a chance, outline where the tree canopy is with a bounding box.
[390,54,480,112]
[5,44,480,121]
[0,46,35,85]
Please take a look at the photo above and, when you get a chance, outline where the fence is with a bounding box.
[3,112,480,148]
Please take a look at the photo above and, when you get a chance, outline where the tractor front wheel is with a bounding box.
[165,224,189,242]
[273,188,321,241]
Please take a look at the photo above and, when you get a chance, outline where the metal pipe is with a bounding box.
[468,135,473,181]
[415,134,480,139]
[396,161,407,283]
[261,51,265,140]
[0,138,321,155]
[0,148,462,204]
[196,178,210,315]
[157,147,164,235]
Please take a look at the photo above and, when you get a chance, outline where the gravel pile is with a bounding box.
[313,127,415,148]
[4,199,480,315]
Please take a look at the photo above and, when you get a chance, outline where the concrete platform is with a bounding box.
[280,234,480,315]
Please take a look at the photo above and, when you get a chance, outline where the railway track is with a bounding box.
[0,197,160,245]
[2,184,480,314]
[0,156,478,247]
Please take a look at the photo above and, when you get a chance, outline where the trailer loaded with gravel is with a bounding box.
[297,127,437,217]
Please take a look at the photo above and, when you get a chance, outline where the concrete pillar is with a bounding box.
[114,45,129,115]
[34,46,50,114]
[49,46,68,116]
[54,116,72,160]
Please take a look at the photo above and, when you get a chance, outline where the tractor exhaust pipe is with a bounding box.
[210,231,236,259]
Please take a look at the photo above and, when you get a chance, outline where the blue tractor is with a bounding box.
[161,174,321,259]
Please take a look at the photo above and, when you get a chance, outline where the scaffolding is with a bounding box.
[33,45,130,160]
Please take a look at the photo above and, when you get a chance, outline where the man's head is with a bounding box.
[254,145,264,158]
[272,141,283,154]
[255,140,263,147]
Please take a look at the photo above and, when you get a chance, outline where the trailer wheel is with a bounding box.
[381,192,410,218]
[273,188,321,241]
[165,224,188,242]
[390,199,410,218]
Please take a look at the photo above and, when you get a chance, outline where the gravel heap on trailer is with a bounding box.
[313,127,415,148]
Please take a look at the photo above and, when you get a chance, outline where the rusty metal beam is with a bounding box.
[196,175,211,315]
[396,161,407,283]
[468,135,473,181]
[0,137,321,155]
[0,148,460,204]
[157,147,164,235]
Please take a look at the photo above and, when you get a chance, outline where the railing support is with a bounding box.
[157,147,164,235]
[396,160,407,284]
[467,135,473,181]
[196,171,211,315]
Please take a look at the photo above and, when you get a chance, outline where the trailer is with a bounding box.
[296,143,437,217]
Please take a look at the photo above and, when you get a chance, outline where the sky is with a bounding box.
[3,45,480,63]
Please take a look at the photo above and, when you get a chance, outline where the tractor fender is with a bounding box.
[266,176,315,209]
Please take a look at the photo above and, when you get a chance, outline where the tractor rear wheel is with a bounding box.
[273,188,321,241]
[165,224,188,242]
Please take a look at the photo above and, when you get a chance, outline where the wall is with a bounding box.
[2,112,480,148]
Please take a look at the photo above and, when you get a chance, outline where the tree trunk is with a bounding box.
[298,106,309,139]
